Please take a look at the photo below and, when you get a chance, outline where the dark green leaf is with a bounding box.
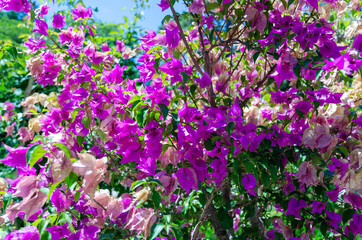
[252,52,260,63]
[293,63,301,78]
[136,107,148,128]
[158,103,169,121]
[152,190,161,210]
[217,207,233,229]
[342,209,356,223]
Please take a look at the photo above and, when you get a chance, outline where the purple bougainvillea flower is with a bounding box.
[326,185,340,201]
[164,20,180,49]
[51,188,67,212]
[312,201,326,214]
[0,0,31,13]
[295,101,313,113]
[319,40,346,59]
[4,226,39,240]
[47,223,72,240]
[305,0,319,11]
[176,167,198,193]
[242,174,257,196]
[71,4,92,20]
[352,116,362,127]
[286,198,307,218]
[1,144,28,168]
[223,0,233,4]
[353,34,362,53]
[33,19,48,36]
[197,72,211,88]
[158,0,169,11]
[38,4,50,18]
[52,14,66,29]
[326,210,341,229]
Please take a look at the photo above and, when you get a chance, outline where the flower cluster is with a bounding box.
[0,0,361,239]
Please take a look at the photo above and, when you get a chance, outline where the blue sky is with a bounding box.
[37,0,186,31]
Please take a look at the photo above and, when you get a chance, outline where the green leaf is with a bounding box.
[260,171,270,187]
[252,52,260,63]
[72,108,83,122]
[53,143,71,158]
[95,129,106,143]
[315,69,323,80]
[158,103,169,121]
[27,145,47,168]
[150,179,163,188]
[337,146,349,158]
[287,0,295,8]
[293,62,301,78]
[181,72,188,83]
[342,209,356,224]
[204,138,215,151]
[207,2,219,11]
[280,0,287,10]
[131,179,148,190]
[150,223,165,240]
[76,136,85,146]
[136,107,148,128]
[74,190,81,202]
[217,207,233,229]
[227,122,235,135]
[65,172,78,190]
[48,180,64,200]
[152,190,161,210]
[162,15,172,25]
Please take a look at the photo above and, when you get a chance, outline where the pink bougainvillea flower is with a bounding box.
[4,226,39,240]
[295,161,319,187]
[116,39,125,52]
[126,207,156,238]
[245,6,267,33]
[32,19,48,36]
[242,174,257,196]
[72,153,108,198]
[344,192,362,209]
[6,188,47,222]
[17,126,34,143]
[52,14,66,29]
[175,167,198,193]
[189,0,205,14]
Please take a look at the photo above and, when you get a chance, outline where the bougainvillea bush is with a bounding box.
[0,0,362,239]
